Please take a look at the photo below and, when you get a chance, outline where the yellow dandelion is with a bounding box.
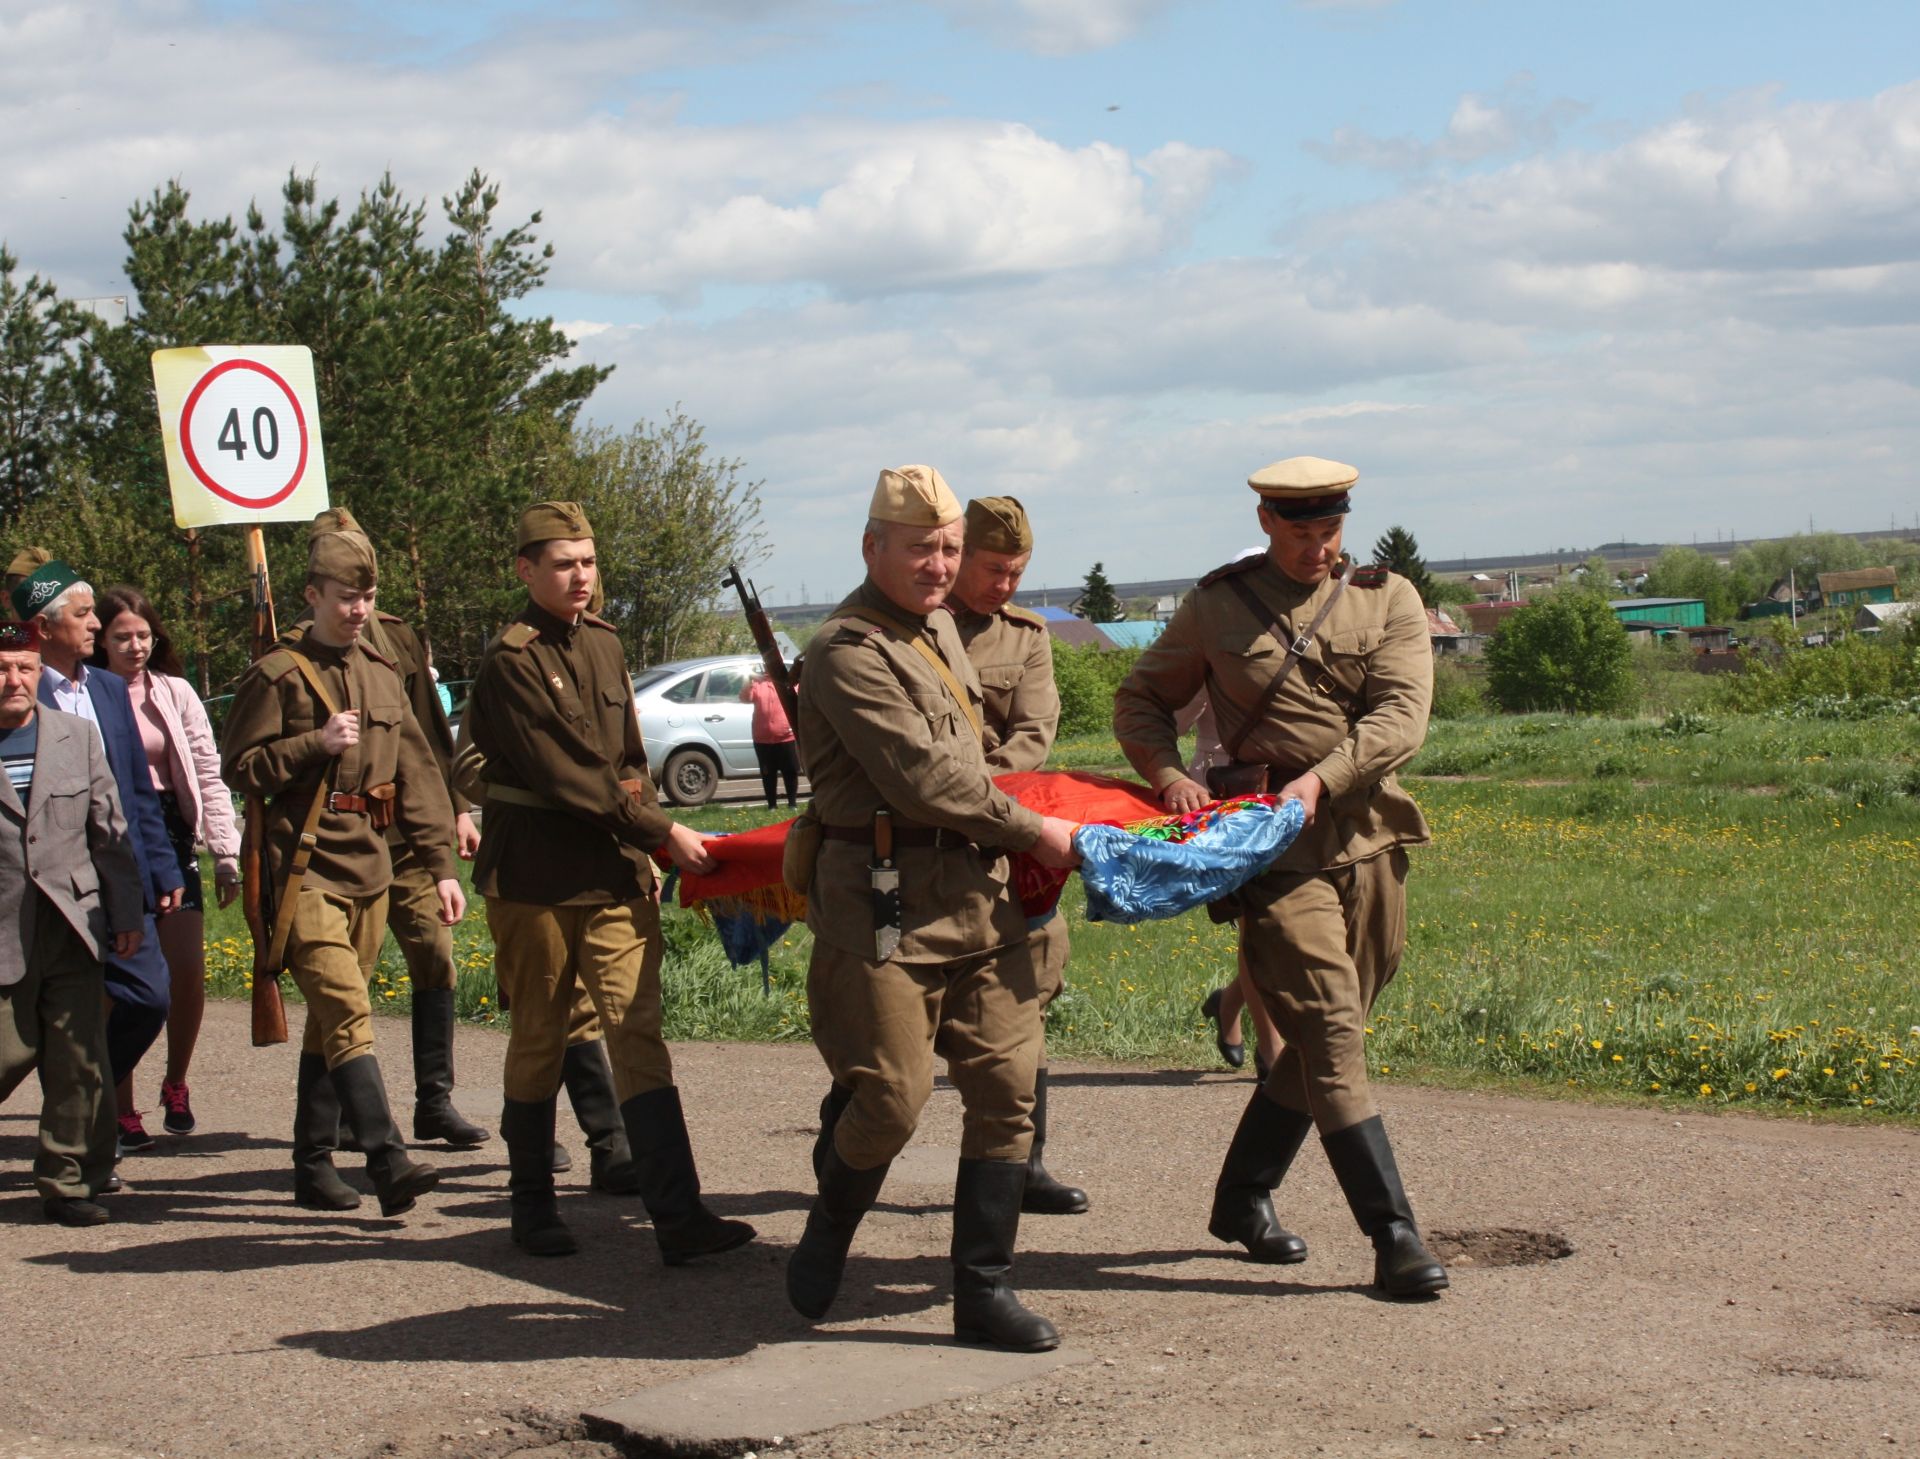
[1698,1083,1712,1096]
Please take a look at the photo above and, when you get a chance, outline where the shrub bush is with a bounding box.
[1715,637,1920,714]
[1484,593,1635,713]
[1053,641,1143,737]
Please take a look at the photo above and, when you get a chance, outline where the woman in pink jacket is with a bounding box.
[92,587,240,1137]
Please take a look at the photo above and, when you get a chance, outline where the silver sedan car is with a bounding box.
[633,654,788,806]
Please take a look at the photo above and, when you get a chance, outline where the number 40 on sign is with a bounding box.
[152,345,331,528]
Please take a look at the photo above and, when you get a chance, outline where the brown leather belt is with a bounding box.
[823,823,970,849]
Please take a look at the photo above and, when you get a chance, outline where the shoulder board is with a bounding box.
[356,640,399,671]
[374,610,406,625]
[1351,564,1391,588]
[827,616,886,644]
[256,649,300,683]
[1197,555,1264,588]
[1001,603,1045,627]
[498,622,540,651]
[580,613,618,632]
[274,620,312,648]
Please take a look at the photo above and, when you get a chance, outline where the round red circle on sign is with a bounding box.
[179,358,311,509]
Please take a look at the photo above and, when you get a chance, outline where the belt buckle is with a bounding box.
[325,792,351,814]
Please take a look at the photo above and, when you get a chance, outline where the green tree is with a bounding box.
[1485,591,1635,713]
[1,246,107,524]
[1371,525,1435,605]
[1077,562,1120,622]
[1642,546,1739,623]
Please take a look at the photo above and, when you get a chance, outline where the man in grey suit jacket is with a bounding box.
[0,618,146,1225]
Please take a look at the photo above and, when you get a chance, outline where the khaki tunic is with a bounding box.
[1114,554,1432,1132]
[221,631,457,1066]
[949,598,1070,1010]
[465,602,676,1102]
[800,578,1046,1166]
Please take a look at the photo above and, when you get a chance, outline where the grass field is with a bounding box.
[204,708,1920,1118]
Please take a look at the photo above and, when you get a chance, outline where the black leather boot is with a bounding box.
[1322,1115,1448,1298]
[1021,1068,1089,1216]
[411,988,489,1147]
[622,1086,756,1265]
[1207,1089,1313,1263]
[951,1158,1059,1352]
[330,1055,440,1218]
[501,1097,577,1256]
[293,1053,361,1211]
[811,1082,853,1181]
[787,1146,891,1320]
[562,1040,640,1194]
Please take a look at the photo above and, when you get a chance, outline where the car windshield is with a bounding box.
[630,667,676,695]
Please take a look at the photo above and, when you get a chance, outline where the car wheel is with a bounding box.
[663,748,720,807]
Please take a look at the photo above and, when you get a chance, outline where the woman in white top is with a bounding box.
[91,586,240,1138]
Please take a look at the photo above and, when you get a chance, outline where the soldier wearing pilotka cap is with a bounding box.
[785,465,1081,1351]
[1114,455,1448,1298]
[221,514,463,1217]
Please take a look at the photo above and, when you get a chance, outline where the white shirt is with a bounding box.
[39,660,99,728]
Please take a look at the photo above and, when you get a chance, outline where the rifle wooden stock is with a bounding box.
[241,525,289,1047]
[723,563,800,742]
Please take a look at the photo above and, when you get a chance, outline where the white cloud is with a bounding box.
[929,0,1176,55]
[1308,76,1589,172]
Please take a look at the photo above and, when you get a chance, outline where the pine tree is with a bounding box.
[1077,562,1121,621]
[1371,525,1436,606]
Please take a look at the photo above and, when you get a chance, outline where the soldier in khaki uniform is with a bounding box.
[221,520,463,1218]
[300,510,489,1152]
[785,466,1081,1352]
[1114,456,1448,1299]
[464,502,752,1262]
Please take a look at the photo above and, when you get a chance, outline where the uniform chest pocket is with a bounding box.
[978,665,1021,694]
[1324,628,1381,658]
[907,689,958,734]
[1221,630,1282,658]
[47,785,88,830]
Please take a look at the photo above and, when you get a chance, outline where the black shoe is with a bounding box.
[159,1079,196,1135]
[812,1082,853,1182]
[1254,1052,1273,1084]
[115,1113,156,1156]
[1321,1115,1448,1298]
[562,1040,641,1195]
[1200,989,1246,1070]
[551,1142,573,1173]
[1207,1089,1312,1264]
[951,1159,1059,1352]
[788,1147,891,1320]
[293,1053,362,1211]
[330,1055,439,1218]
[411,989,490,1147]
[502,1097,577,1256]
[99,1172,123,1196]
[43,1196,111,1227]
[1021,1068,1089,1216]
[622,1086,755,1265]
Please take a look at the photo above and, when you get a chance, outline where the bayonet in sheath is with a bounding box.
[870,809,901,961]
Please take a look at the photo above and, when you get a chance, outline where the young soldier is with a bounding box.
[221,519,463,1217]
[785,465,1080,1351]
[1113,456,1447,1298]
[464,501,751,1263]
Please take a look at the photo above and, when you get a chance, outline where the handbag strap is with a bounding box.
[1217,557,1357,763]
[840,607,984,744]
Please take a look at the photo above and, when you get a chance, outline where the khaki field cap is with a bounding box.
[516,500,594,552]
[870,465,961,527]
[307,506,378,591]
[1249,456,1359,521]
[5,544,52,588]
[965,496,1033,555]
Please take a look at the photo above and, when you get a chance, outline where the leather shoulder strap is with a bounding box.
[281,649,344,718]
[1218,557,1357,762]
[840,606,984,744]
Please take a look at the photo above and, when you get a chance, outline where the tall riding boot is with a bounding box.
[787,1146,891,1320]
[329,1055,440,1218]
[411,988,490,1147]
[812,1082,853,1181]
[501,1097,577,1256]
[1322,1115,1449,1298]
[621,1086,756,1265]
[1207,1089,1314,1263]
[562,1040,640,1194]
[293,1053,361,1211]
[950,1158,1059,1352]
[1021,1068,1089,1215]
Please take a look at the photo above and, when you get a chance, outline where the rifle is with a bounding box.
[722,563,799,742]
[241,526,289,1047]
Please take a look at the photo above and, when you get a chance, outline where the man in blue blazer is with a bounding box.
[13,561,183,1153]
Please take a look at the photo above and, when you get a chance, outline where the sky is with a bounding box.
[6,0,1920,603]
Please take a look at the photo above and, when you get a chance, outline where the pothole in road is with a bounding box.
[1428,1228,1574,1268]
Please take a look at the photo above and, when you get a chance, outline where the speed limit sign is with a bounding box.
[152,346,330,527]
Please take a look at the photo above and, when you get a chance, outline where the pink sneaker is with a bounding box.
[159,1079,196,1135]
[116,1110,156,1155]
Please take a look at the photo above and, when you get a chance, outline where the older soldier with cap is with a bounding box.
[464,501,752,1263]
[947,494,1087,1215]
[785,465,1081,1351]
[1114,455,1447,1299]
[298,509,490,1151]
[222,518,463,1217]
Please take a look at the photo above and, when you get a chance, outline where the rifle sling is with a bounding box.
[264,650,345,975]
[839,607,984,744]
